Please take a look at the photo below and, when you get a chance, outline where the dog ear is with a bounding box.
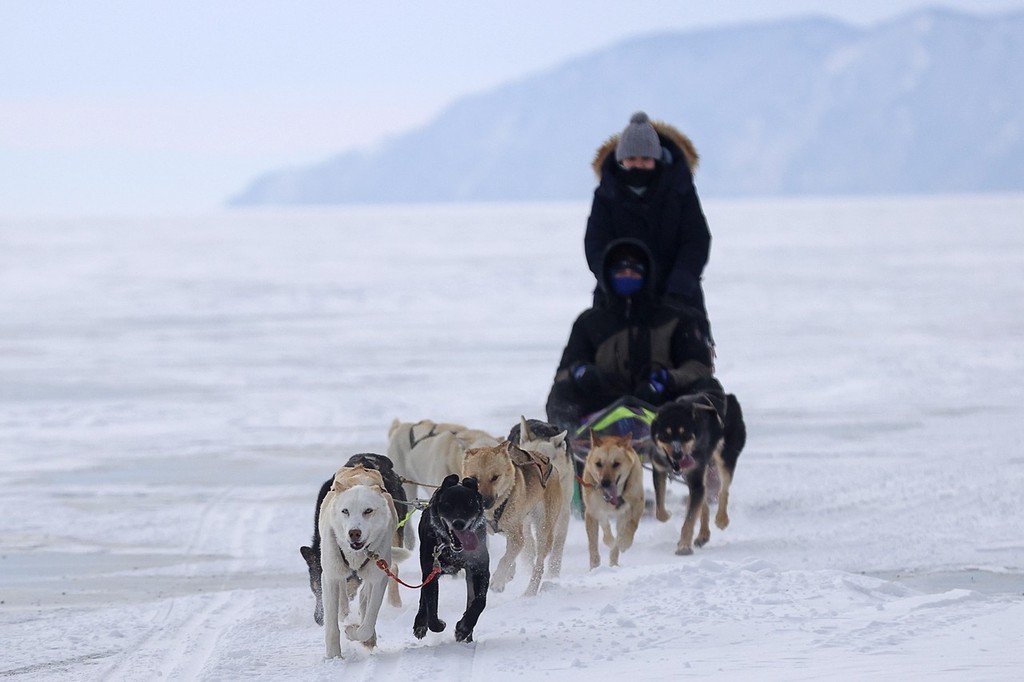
[441,473,459,489]
[553,430,567,448]
[520,415,532,441]
[300,545,316,565]
[381,491,399,527]
[461,476,479,491]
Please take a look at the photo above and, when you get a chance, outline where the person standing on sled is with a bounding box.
[585,111,714,347]
[545,237,716,436]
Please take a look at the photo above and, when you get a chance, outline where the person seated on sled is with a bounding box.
[545,237,714,436]
[585,111,714,346]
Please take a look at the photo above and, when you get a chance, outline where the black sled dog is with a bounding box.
[413,474,490,643]
[649,379,747,555]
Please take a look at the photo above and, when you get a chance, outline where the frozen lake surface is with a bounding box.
[1,195,1022,680]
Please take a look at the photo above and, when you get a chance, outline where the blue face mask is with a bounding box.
[611,273,645,296]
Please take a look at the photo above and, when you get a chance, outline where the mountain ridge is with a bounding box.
[230,8,1024,205]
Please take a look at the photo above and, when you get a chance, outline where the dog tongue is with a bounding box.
[602,487,622,507]
[676,454,696,471]
[453,529,479,551]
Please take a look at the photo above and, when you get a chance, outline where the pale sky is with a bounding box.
[2,0,1022,215]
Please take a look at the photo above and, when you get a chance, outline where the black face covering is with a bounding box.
[617,164,659,188]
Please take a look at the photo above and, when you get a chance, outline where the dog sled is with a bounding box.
[568,395,657,459]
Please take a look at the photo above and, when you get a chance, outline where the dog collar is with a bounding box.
[491,495,510,528]
[338,544,371,580]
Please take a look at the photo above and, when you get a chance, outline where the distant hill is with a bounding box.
[229,9,1024,205]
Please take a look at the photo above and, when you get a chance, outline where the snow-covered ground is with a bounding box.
[1,196,1022,680]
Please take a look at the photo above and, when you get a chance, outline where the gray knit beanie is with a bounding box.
[615,111,661,162]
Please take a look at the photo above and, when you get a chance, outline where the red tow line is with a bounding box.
[369,547,443,589]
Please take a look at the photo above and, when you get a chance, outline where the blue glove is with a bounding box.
[635,369,672,404]
[648,369,669,395]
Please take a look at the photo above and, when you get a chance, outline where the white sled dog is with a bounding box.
[386,418,498,546]
[507,416,573,578]
[318,479,400,659]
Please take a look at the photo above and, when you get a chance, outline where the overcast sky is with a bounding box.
[2,0,1022,215]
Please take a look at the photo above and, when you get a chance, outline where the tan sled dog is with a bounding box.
[462,440,565,596]
[508,417,573,578]
[581,433,645,569]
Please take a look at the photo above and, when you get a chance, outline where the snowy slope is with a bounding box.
[1,196,1023,680]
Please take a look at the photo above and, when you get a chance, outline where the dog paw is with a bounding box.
[413,625,427,640]
[455,621,474,642]
[345,623,375,644]
[656,509,671,522]
[695,535,710,548]
[675,546,694,556]
[715,513,730,530]
[429,618,447,633]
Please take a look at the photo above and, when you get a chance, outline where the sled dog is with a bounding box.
[648,388,747,555]
[581,432,645,569]
[507,416,573,578]
[300,455,406,626]
[318,480,399,658]
[462,440,565,595]
[341,453,410,547]
[386,418,498,546]
[413,474,490,643]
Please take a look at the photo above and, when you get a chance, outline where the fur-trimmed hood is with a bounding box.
[592,119,700,181]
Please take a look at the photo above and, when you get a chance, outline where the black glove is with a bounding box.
[570,363,604,394]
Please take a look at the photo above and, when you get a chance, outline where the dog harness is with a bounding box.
[408,422,440,450]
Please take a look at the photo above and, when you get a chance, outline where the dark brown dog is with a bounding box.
[649,386,746,555]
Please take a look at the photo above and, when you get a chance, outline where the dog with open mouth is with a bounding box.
[413,474,490,643]
[580,432,645,569]
[300,453,409,626]
[318,481,399,658]
[648,386,746,555]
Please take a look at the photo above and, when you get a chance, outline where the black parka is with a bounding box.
[584,120,711,310]
[546,238,712,429]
